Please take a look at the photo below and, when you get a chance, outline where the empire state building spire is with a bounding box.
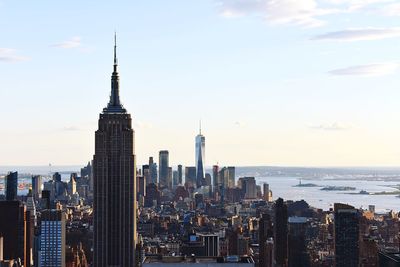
[104,33,126,113]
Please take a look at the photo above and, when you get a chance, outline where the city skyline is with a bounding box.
[1,1,400,166]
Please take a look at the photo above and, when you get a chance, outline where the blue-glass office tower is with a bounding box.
[195,123,205,188]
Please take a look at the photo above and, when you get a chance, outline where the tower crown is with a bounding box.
[103,33,126,113]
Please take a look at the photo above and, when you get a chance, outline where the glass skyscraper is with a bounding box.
[39,210,65,267]
[195,124,205,188]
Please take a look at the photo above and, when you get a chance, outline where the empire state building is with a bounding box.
[93,36,137,267]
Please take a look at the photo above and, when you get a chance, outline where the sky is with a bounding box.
[1,0,400,167]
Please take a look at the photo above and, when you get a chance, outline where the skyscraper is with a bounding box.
[334,203,360,267]
[5,171,18,201]
[263,183,272,202]
[159,150,169,188]
[93,36,137,267]
[177,164,183,185]
[288,217,310,267]
[274,198,288,267]
[238,177,257,199]
[0,201,27,265]
[259,213,273,267]
[39,210,66,267]
[149,157,158,184]
[184,166,197,187]
[212,165,219,193]
[31,175,42,200]
[195,123,205,188]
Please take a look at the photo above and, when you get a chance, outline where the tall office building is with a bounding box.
[177,165,183,185]
[25,191,36,267]
[142,165,150,185]
[259,213,274,267]
[263,183,272,202]
[185,166,197,186]
[238,177,257,199]
[212,165,219,193]
[5,172,18,201]
[172,170,179,189]
[219,167,235,189]
[274,198,288,267]
[0,201,27,265]
[334,203,360,267]
[39,210,66,267]
[93,36,137,267]
[288,217,310,267]
[168,167,173,189]
[31,175,42,200]
[149,157,158,184]
[195,123,205,188]
[159,150,169,188]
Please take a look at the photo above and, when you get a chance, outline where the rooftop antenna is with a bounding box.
[199,120,202,135]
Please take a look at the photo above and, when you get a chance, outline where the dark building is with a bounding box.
[198,234,219,257]
[31,175,42,200]
[167,167,173,189]
[288,217,310,267]
[137,175,146,200]
[142,165,150,185]
[93,37,137,267]
[149,157,158,184]
[334,203,360,267]
[195,126,206,188]
[158,150,169,188]
[181,234,206,257]
[378,251,400,267]
[53,172,61,183]
[177,164,183,185]
[274,198,288,267]
[212,165,219,193]
[0,201,26,265]
[259,213,273,267]
[185,166,196,187]
[5,172,18,201]
[145,183,161,208]
[80,161,93,191]
[41,190,51,210]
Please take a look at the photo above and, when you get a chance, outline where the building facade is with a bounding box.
[5,172,18,201]
[334,203,360,267]
[39,210,65,267]
[159,151,169,188]
[93,37,137,267]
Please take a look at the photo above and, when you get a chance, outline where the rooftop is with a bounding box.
[143,255,255,265]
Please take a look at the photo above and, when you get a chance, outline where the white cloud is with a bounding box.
[217,0,400,27]
[324,0,395,10]
[62,126,81,131]
[309,122,351,130]
[0,48,29,62]
[52,36,81,49]
[328,63,399,76]
[379,3,400,16]
[218,0,340,27]
[311,27,400,41]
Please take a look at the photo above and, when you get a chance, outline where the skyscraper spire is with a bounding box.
[104,33,125,113]
[199,120,202,135]
[114,31,118,71]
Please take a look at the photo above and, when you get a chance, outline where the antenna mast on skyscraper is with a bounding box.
[199,120,202,135]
